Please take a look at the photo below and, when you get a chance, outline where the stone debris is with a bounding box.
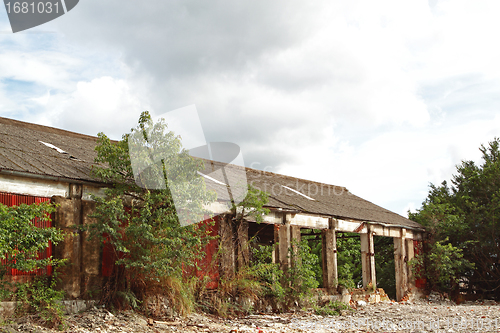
[2,299,500,332]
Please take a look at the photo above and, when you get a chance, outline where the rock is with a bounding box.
[357,300,367,307]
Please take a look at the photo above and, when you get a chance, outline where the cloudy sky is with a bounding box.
[1,0,500,217]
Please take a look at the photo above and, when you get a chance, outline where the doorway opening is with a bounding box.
[374,235,396,300]
[336,232,362,289]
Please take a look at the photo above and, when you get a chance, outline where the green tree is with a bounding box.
[87,111,216,311]
[409,139,500,298]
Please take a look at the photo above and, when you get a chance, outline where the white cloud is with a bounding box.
[37,76,150,139]
[2,0,500,216]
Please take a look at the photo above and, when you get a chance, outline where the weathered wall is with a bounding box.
[81,200,102,298]
[52,186,102,299]
[52,194,82,298]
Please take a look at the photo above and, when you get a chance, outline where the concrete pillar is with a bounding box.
[276,213,291,273]
[394,228,407,301]
[236,220,249,271]
[52,184,83,299]
[219,214,235,280]
[322,218,338,293]
[81,200,102,297]
[290,225,301,266]
[361,224,376,289]
[406,238,415,293]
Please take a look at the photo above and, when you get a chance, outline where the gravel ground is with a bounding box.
[2,299,500,332]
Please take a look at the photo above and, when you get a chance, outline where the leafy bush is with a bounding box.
[336,233,362,290]
[410,238,474,293]
[314,300,352,316]
[210,239,320,316]
[0,201,67,328]
[15,275,66,329]
[0,202,65,273]
[283,240,320,306]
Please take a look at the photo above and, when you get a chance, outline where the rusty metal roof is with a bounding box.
[0,116,422,229]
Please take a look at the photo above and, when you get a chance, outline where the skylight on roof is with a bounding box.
[38,141,67,154]
[281,185,315,200]
[197,171,228,186]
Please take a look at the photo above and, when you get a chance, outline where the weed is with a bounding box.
[313,300,352,316]
[15,275,66,329]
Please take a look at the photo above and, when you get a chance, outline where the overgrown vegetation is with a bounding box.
[300,230,363,291]
[207,239,320,316]
[0,202,67,328]
[336,233,362,290]
[374,236,396,300]
[313,300,352,316]
[86,111,216,314]
[409,138,500,299]
[410,238,473,295]
[14,275,66,329]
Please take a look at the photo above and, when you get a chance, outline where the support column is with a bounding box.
[276,213,291,273]
[394,228,407,301]
[361,224,376,289]
[81,200,102,297]
[236,220,249,270]
[52,184,83,298]
[322,218,338,293]
[219,214,235,280]
[406,238,415,294]
[290,225,301,267]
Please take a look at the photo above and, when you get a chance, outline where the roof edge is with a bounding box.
[0,116,100,142]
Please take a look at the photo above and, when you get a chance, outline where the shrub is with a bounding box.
[410,238,474,294]
[0,201,67,328]
[314,300,352,316]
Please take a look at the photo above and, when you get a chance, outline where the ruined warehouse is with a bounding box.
[0,117,425,302]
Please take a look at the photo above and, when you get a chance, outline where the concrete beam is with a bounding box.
[0,173,69,198]
[262,211,424,240]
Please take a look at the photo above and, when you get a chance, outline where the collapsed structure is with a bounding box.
[0,117,425,302]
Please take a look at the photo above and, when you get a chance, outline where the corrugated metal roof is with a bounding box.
[0,116,423,229]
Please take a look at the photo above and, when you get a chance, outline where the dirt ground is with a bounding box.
[2,298,500,332]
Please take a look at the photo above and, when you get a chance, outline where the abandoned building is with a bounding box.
[0,116,425,302]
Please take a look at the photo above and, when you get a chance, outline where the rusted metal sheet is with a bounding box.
[0,191,52,276]
[194,215,220,290]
